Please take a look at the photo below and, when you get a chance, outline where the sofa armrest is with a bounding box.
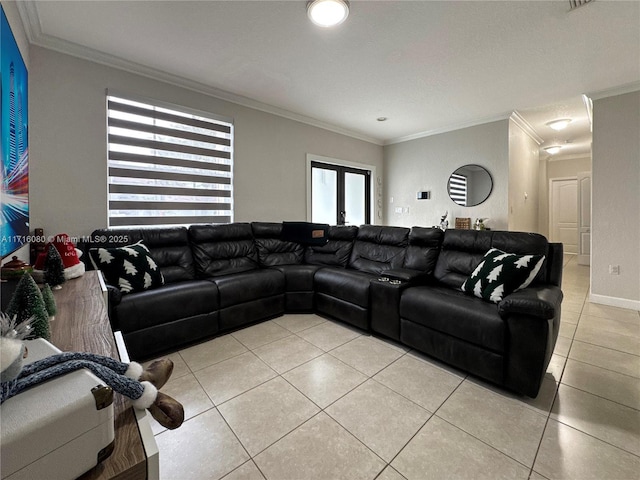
[498,286,563,320]
[104,284,123,330]
[382,268,430,285]
[106,284,122,307]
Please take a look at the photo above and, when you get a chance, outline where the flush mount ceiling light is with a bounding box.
[544,146,562,155]
[547,118,572,131]
[307,0,350,27]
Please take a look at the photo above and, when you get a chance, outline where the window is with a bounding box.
[448,172,467,206]
[106,93,233,227]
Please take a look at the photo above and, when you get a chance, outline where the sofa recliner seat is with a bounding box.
[314,225,410,330]
[400,286,507,353]
[251,222,319,312]
[398,229,562,397]
[314,269,378,330]
[82,227,220,359]
[189,223,286,331]
[118,280,220,360]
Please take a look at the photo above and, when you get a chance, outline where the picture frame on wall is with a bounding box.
[1,5,29,258]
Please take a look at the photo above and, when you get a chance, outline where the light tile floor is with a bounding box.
[147,256,640,479]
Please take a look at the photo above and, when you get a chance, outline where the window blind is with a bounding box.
[107,94,233,227]
[448,173,468,206]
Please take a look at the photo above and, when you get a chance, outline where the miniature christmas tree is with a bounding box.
[41,283,57,321]
[44,244,66,289]
[5,273,51,340]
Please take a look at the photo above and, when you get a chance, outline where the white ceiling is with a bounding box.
[18,1,640,154]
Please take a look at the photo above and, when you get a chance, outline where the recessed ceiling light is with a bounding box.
[544,146,562,155]
[307,0,349,28]
[377,117,387,122]
[547,119,572,131]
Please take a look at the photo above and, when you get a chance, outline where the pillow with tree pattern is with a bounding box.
[89,241,164,294]
[461,248,545,303]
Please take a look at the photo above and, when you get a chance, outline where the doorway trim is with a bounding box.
[306,154,378,224]
[577,171,591,266]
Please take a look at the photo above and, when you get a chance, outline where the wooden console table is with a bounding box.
[50,271,153,480]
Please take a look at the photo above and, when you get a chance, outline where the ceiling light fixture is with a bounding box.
[307,0,350,27]
[544,146,562,155]
[547,119,572,131]
[377,117,387,122]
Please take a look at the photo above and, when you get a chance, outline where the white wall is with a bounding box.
[1,0,30,265]
[508,119,540,233]
[28,47,383,238]
[383,120,509,230]
[547,156,591,179]
[591,90,640,309]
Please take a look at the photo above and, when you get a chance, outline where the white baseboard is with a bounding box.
[589,293,640,312]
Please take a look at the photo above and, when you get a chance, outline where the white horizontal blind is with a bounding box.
[107,94,233,227]
[448,173,468,206]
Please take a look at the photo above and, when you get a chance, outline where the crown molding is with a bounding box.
[15,0,41,43]
[510,111,543,145]
[383,113,512,146]
[587,81,640,101]
[16,2,383,146]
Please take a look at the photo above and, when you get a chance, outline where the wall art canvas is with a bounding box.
[1,5,29,258]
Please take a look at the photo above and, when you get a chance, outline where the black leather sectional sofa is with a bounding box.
[81,222,563,398]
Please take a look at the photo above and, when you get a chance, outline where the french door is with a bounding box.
[311,161,371,226]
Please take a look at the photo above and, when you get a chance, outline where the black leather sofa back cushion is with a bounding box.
[349,225,409,274]
[434,230,549,289]
[87,227,195,284]
[490,231,549,284]
[403,227,444,273]
[305,226,358,267]
[251,222,304,266]
[189,223,259,277]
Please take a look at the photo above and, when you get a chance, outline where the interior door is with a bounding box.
[577,171,592,265]
[549,178,578,254]
[311,162,370,225]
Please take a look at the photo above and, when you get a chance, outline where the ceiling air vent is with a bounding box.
[569,0,594,11]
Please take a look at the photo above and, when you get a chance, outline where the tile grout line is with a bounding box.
[525,277,581,473]
[433,414,536,473]
[381,379,465,473]
[543,416,640,461]
[564,355,640,382]
[568,338,640,360]
[529,388,561,478]
[556,378,640,413]
[218,459,264,480]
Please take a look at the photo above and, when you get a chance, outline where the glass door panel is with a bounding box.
[311,167,337,224]
[344,172,366,226]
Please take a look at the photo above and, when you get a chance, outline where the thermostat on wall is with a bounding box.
[417,191,431,200]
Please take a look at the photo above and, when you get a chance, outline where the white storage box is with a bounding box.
[1,338,115,480]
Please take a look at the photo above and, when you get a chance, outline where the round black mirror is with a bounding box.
[448,164,493,207]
